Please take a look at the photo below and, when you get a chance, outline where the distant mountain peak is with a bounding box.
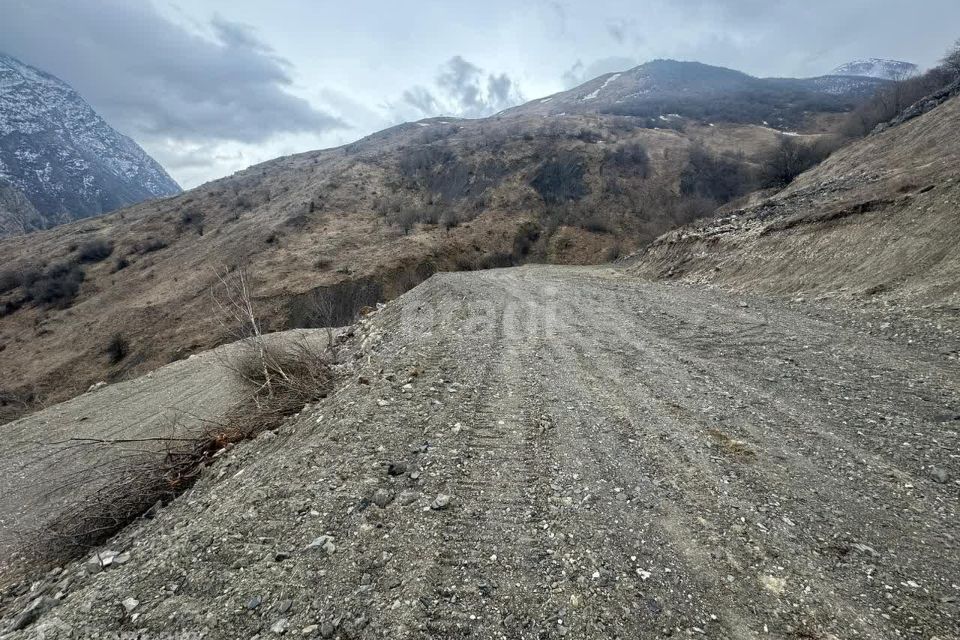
[829,58,918,81]
[0,53,181,235]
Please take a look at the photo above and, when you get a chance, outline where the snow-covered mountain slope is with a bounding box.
[829,59,919,81]
[0,54,180,235]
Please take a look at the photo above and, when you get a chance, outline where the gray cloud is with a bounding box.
[396,56,524,120]
[437,56,485,114]
[401,87,442,116]
[0,0,344,146]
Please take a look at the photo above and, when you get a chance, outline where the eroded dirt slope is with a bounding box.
[630,95,960,308]
[4,266,957,639]
[0,329,326,585]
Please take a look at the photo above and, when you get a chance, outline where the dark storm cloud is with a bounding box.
[0,0,344,144]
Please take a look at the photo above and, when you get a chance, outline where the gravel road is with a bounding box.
[3,266,958,639]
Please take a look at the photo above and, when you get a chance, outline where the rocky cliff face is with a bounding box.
[0,54,180,235]
[0,179,43,237]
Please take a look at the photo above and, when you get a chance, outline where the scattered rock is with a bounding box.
[930,467,949,483]
[86,381,107,393]
[851,542,879,557]
[271,618,290,634]
[247,596,263,610]
[320,622,336,638]
[84,549,119,574]
[387,461,408,476]
[399,489,419,506]
[122,597,139,613]
[430,494,452,510]
[760,575,786,595]
[372,488,395,508]
[307,535,337,554]
[278,599,293,614]
[10,596,56,631]
[301,625,319,636]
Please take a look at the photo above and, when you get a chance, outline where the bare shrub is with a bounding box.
[132,238,167,255]
[33,271,337,561]
[0,387,44,424]
[531,153,590,204]
[603,142,651,178]
[75,239,114,263]
[680,145,756,204]
[512,222,541,259]
[387,206,421,234]
[178,208,205,235]
[229,339,333,420]
[213,266,336,422]
[287,279,382,329]
[440,208,461,231]
[476,251,514,269]
[24,262,85,308]
[761,136,840,188]
[602,242,623,262]
[104,333,129,364]
[0,269,20,294]
[0,298,24,318]
[942,38,960,78]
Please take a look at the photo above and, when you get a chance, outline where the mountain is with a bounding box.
[504,59,890,130]
[0,54,181,236]
[830,58,919,80]
[0,58,883,419]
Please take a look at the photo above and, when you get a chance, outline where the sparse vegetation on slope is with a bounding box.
[25,273,337,566]
[0,58,888,422]
[631,92,960,308]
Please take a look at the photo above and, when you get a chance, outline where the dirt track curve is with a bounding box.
[3,265,958,639]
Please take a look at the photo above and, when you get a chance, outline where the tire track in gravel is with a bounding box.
[397,274,556,638]
[484,267,955,638]
[559,271,957,637]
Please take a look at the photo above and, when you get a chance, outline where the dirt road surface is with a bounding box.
[3,266,958,639]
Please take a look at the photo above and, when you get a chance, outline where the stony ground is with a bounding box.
[1,265,958,639]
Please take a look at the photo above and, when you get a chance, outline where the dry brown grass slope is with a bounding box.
[0,107,825,419]
[631,94,960,308]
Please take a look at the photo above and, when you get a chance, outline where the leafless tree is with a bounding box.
[943,38,960,77]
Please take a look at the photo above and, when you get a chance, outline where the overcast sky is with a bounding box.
[2,0,958,188]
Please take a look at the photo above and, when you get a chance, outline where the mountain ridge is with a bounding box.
[0,53,181,236]
[503,59,890,129]
[829,58,919,80]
